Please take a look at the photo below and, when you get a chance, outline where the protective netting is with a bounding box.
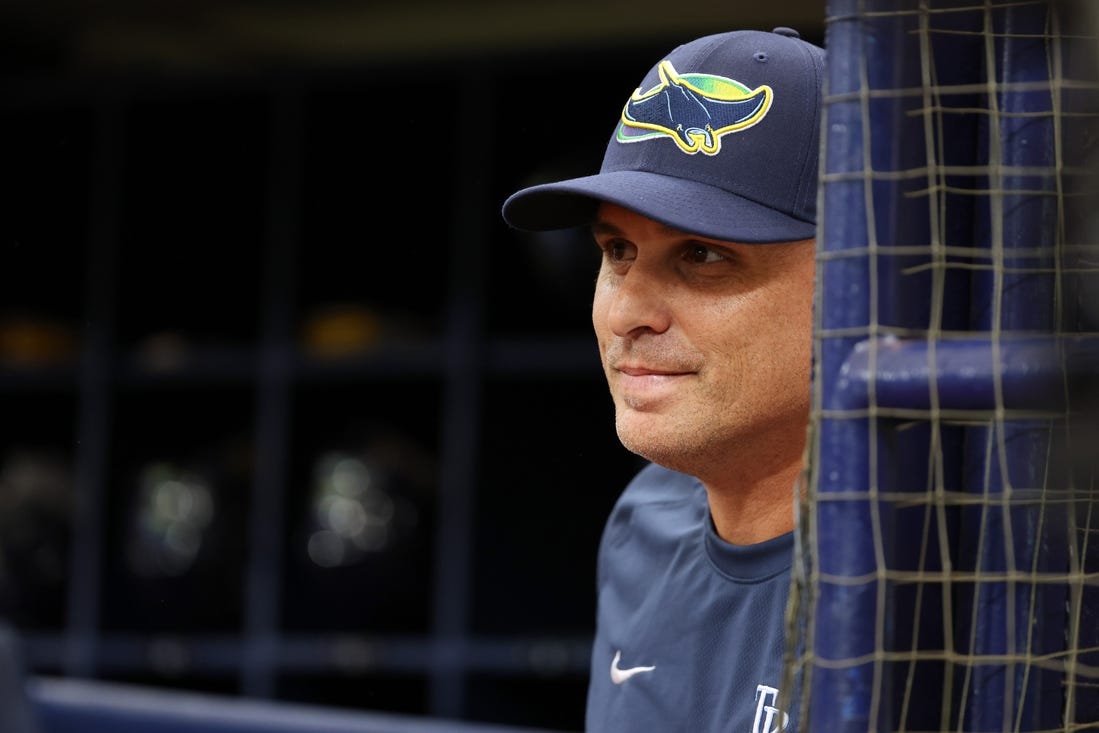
[785,1,1099,731]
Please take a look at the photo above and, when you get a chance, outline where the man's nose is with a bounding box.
[605,266,673,338]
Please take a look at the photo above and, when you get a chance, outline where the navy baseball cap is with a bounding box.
[501,28,825,243]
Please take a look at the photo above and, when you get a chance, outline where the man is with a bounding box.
[501,28,824,732]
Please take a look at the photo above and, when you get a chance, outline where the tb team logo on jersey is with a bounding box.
[616,60,773,155]
[752,684,789,733]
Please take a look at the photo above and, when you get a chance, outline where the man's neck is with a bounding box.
[704,465,802,545]
[697,439,806,545]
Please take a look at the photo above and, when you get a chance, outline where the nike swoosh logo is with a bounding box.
[610,649,656,685]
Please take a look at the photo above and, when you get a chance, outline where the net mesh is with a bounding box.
[785,1,1099,731]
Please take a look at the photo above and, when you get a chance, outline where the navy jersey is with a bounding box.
[586,463,795,733]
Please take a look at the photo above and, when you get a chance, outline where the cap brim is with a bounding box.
[501,170,816,244]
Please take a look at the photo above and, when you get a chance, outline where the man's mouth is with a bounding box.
[615,364,693,377]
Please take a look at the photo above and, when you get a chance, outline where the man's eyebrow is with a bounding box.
[590,221,623,237]
[590,218,687,238]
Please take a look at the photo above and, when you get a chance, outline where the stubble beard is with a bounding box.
[611,388,732,477]
[601,339,718,472]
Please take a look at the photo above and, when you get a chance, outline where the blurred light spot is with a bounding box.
[306,450,408,567]
[323,495,367,536]
[308,529,345,568]
[332,457,371,497]
[128,463,215,578]
[349,518,388,552]
[299,304,381,360]
[0,449,72,616]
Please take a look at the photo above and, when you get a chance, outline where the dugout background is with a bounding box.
[0,2,825,731]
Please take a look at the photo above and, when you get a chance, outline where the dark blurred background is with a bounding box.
[0,2,824,730]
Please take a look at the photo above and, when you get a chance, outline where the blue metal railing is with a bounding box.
[26,677,564,733]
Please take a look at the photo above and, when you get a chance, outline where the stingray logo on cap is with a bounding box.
[617,60,773,155]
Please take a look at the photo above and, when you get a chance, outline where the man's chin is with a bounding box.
[614,408,719,476]
[615,413,674,461]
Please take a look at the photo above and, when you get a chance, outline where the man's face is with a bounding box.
[590,203,816,476]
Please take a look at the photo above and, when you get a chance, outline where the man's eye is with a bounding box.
[687,243,726,264]
[603,241,634,262]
